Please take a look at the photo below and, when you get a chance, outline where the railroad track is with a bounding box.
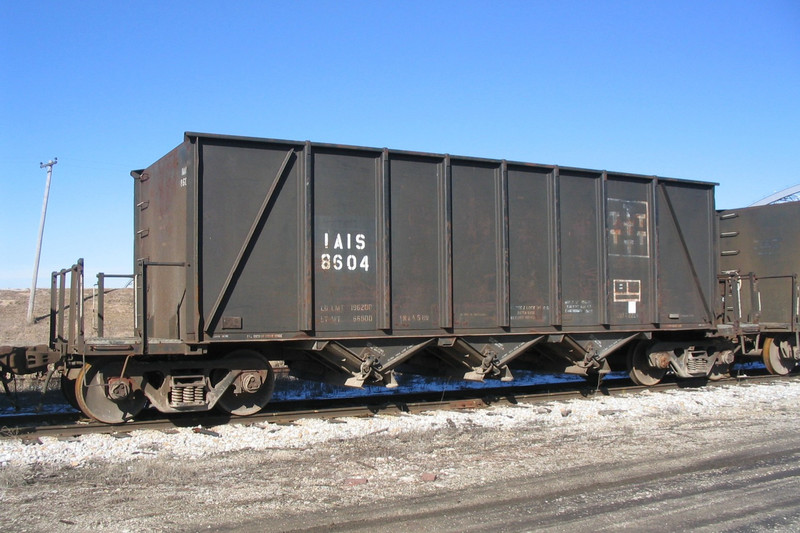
[1,371,795,441]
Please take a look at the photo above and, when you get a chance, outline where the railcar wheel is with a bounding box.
[628,342,666,386]
[60,368,81,410]
[763,337,795,376]
[75,361,147,424]
[213,350,275,416]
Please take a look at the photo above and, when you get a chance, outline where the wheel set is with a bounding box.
[66,350,276,424]
[626,337,798,387]
[762,337,799,376]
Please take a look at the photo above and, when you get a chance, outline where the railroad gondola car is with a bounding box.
[1,133,797,423]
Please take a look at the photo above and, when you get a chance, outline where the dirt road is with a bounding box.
[253,418,800,532]
[2,381,799,532]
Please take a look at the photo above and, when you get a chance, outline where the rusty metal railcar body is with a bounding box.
[124,133,720,393]
[136,133,717,340]
[717,202,800,374]
[718,202,800,330]
[4,132,798,423]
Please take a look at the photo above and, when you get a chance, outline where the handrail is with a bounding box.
[95,272,135,337]
[718,272,759,327]
[137,259,186,355]
[719,272,798,334]
[49,259,85,354]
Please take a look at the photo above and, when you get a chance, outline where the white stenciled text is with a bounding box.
[320,231,369,272]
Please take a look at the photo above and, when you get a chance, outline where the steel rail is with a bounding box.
[2,372,796,441]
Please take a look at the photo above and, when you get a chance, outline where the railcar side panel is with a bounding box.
[451,161,502,329]
[655,182,717,327]
[313,149,381,332]
[558,170,603,327]
[507,165,554,327]
[133,133,718,345]
[605,175,656,326]
[198,139,304,336]
[389,156,442,331]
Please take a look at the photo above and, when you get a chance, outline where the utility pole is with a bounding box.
[27,158,57,324]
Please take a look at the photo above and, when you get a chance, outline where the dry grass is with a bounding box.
[0,288,134,346]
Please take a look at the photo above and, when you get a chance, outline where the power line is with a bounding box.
[27,158,57,324]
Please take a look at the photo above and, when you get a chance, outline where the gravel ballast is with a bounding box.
[1,379,799,531]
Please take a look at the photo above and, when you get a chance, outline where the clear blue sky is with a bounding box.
[1,1,798,288]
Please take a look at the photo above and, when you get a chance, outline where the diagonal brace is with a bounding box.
[205,149,297,334]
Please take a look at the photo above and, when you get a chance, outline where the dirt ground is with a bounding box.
[0,288,134,347]
[2,383,800,532]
